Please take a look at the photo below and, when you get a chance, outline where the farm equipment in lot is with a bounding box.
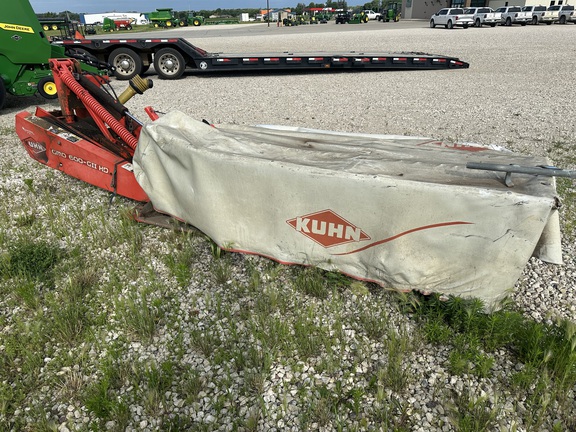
[379,2,401,22]
[336,11,368,24]
[145,8,182,28]
[37,16,68,31]
[0,0,111,110]
[102,17,133,32]
[13,57,569,309]
[0,0,94,109]
[185,13,205,26]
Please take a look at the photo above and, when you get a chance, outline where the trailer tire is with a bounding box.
[154,48,186,79]
[109,48,142,80]
[37,76,58,100]
[0,79,6,110]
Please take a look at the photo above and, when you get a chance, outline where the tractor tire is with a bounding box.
[52,24,58,30]
[430,19,435,28]
[0,79,6,110]
[154,48,186,79]
[43,24,50,31]
[166,20,173,27]
[37,76,58,100]
[447,20,453,29]
[193,19,201,26]
[127,25,133,30]
[179,21,185,26]
[154,23,159,28]
[109,47,142,80]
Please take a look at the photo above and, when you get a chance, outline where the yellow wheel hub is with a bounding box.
[43,82,57,96]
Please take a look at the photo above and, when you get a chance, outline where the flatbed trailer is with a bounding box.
[55,37,469,80]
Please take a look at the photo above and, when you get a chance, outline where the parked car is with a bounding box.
[467,7,500,27]
[363,10,381,20]
[497,6,531,26]
[429,8,473,29]
[522,5,547,24]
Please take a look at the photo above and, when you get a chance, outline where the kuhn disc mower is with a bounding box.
[14,58,574,309]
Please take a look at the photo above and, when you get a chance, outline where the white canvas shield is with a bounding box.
[134,111,562,308]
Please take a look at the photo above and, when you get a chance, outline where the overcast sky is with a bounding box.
[29,0,274,13]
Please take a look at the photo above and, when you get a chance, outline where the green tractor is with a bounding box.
[185,13,205,27]
[379,2,401,22]
[0,0,68,108]
[350,11,369,23]
[0,0,109,110]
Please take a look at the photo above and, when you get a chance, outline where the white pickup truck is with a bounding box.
[540,4,576,24]
[363,10,381,20]
[521,5,547,24]
[467,7,501,27]
[429,8,474,29]
[497,6,532,26]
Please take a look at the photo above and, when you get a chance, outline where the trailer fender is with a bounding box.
[108,47,142,80]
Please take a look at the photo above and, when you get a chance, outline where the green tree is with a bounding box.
[295,2,306,14]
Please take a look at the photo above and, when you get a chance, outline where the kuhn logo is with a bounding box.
[287,210,370,248]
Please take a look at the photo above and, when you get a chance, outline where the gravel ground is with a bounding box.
[1,22,575,430]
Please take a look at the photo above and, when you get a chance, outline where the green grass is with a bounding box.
[1,158,575,430]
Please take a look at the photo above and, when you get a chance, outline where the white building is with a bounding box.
[79,12,148,25]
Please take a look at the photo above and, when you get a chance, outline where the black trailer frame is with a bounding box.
[56,37,470,80]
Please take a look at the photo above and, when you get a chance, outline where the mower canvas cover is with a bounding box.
[134,111,562,308]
